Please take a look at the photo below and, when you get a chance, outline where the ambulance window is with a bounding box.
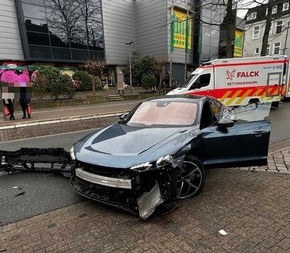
[182,74,196,88]
[190,74,210,90]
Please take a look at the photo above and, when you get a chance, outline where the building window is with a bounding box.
[255,48,259,54]
[19,0,104,62]
[252,26,260,39]
[283,2,289,11]
[273,42,281,54]
[247,12,257,21]
[266,44,270,55]
[272,5,277,14]
[276,21,283,34]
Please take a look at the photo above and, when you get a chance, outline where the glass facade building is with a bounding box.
[15,0,104,63]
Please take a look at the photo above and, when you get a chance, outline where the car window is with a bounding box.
[128,101,197,126]
[208,99,224,121]
[200,101,215,129]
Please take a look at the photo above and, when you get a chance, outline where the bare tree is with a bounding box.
[226,0,235,57]
[261,0,274,56]
[189,0,290,59]
[45,0,82,46]
[154,57,167,95]
[79,0,104,50]
[240,0,290,56]
[188,0,236,58]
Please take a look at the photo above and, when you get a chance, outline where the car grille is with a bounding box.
[76,168,132,189]
[77,161,133,179]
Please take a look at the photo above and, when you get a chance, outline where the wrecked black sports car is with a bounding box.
[69,95,271,219]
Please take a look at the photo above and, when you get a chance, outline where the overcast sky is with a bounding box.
[236,0,262,18]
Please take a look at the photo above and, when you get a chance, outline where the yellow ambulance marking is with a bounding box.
[267,87,275,96]
[268,87,276,96]
[221,91,232,100]
[236,89,252,105]
[261,91,267,99]
[253,88,264,96]
[221,85,281,106]
[227,90,243,105]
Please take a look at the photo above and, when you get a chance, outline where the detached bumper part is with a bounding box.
[137,182,164,220]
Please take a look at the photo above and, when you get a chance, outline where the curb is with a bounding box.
[0,111,127,130]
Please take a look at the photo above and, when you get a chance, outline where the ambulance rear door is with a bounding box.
[266,72,282,97]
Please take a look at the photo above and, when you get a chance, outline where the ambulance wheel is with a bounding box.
[248,99,259,108]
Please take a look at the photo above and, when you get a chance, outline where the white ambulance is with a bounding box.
[168,55,289,107]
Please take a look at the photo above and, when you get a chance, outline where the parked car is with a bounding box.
[69,95,271,219]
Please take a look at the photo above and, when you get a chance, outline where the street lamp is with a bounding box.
[125,41,134,94]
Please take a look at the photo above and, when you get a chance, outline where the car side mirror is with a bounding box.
[217,118,234,128]
[119,113,129,122]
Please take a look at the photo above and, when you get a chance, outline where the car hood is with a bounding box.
[167,87,188,95]
[75,123,199,168]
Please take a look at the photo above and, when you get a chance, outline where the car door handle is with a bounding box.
[254,131,264,134]
[253,131,264,137]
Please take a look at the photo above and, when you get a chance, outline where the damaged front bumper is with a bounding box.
[71,157,183,220]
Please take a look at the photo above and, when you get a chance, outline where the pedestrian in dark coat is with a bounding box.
[19,98,31,119]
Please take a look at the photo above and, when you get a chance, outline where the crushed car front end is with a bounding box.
[70,151,184,220]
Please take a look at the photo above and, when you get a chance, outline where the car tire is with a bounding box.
[177,155,205,199]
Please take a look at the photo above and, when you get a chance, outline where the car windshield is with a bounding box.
[128,101,197,126]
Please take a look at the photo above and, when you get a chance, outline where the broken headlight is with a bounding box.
[156,155,174,166]
[130,162,152,172]
[130,155,174,172]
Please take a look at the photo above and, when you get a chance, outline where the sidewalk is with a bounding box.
[0,101,136,130]
[0,87,154,130]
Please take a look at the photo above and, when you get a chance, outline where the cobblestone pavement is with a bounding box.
[1,168,290,253]
[1,115,290,252]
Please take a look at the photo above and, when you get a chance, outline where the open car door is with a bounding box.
[201,119,271,168]
[199,101,271,168]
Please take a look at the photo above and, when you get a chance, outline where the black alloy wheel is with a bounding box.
[177,155,205,199]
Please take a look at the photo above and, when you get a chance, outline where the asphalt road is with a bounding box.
[0,130,89,226]
[0,101,289,226]
[269,101,290,142]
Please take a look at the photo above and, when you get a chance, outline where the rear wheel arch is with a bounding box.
[248,98,261,108]
[249,98,260,104]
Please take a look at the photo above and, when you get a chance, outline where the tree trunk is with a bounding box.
[92,77,96,95]
[261,0,273,56]
[226,0,234,58]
